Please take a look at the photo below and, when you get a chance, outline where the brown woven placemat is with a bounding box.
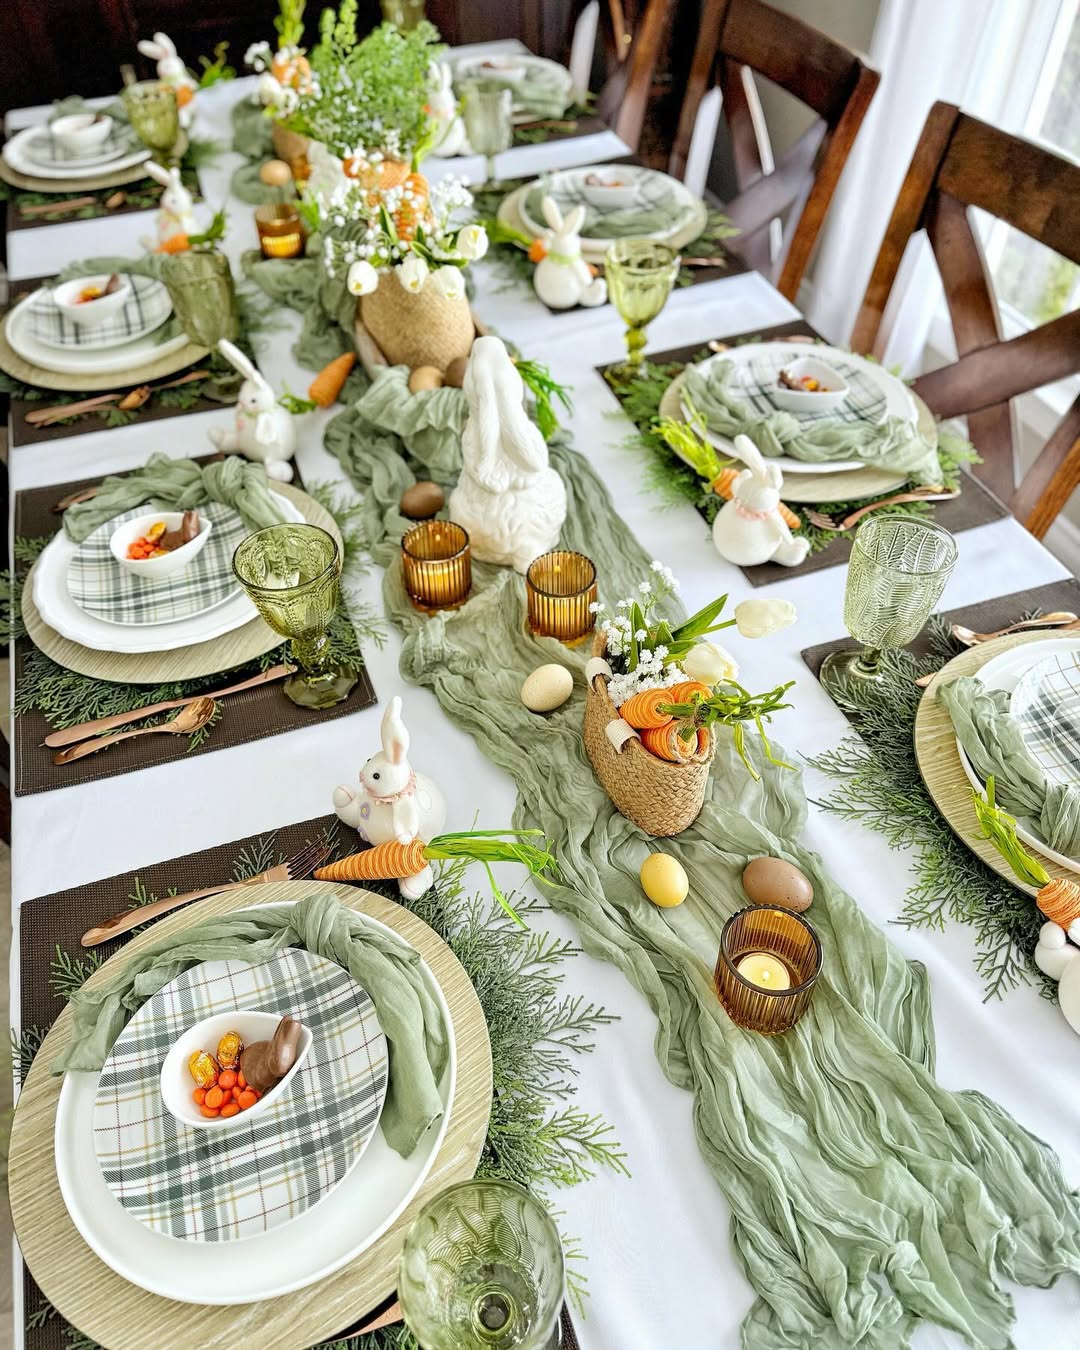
[598,320,1012,586]
[13,470,377,795]
[512,110,608,146]
[4,162,199,233]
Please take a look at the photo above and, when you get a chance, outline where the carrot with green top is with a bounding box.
[309,352,357,407]
[972,776,1080,928]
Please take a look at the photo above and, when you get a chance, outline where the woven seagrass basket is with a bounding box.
[583,633,714,837]
[270,122,312,182]
[358,275,475,372]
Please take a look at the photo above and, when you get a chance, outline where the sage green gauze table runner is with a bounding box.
[246,258,1080,1347]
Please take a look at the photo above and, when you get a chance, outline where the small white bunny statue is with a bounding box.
[711,434,811,568]
[449,336,567,572]
[426,62,470,158]
[137,32,197,126]
[1035,919,1080,1037]
[533,198,607,310]
[333,696,447,900]
[208,340,297,482]
[144,162,196,249]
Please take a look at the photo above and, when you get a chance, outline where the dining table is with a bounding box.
[4,46,1079,1350]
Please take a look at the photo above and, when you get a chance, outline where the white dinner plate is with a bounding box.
[683,342,919,474]
[5,292,188,377]
[451,52,572,121]
[1010,649,1080,789]
[28,275,173,353]
[955,636,1080,874]
[519,163,699,251]
[20,122,144,171]
[55,909,456,1303]
[2,123,151,180]
[33,490,304,654]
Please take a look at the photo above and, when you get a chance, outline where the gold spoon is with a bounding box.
[53,697,216,764]
[950,613,1079,646]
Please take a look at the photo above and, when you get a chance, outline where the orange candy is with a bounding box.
[218,1070,237,1090]
[200,1105,220,1119]
[237,1090,259,1110]
[220,1102,240,1118]
[204,1086,225,1110]
[192,1088,207,1106]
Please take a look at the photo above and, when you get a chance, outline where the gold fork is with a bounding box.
[80,840,332,947]
[804,486,958,533]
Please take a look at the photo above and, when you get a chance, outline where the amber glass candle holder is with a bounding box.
[402,521,472,613]
[715,906,821,1035]
[526,551,597,647]
[255,203,305,259]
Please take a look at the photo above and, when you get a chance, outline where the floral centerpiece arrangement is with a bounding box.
[245,0,317,114]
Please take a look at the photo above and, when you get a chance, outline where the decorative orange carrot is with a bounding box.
[308,352,357,407]
[1035,877,1080,929]
[314,830,557,927]
[640,724,691,763]
[620,688,674,730]
[972,777,1080,927]
[528,238,547,263]
[668,681,713,703]
[394,172,430,242]
[155,233,191,254]
[711,468,800,528]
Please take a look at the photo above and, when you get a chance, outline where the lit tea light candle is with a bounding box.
[525,550,597,646]
[255,203,305,260]
[402,520,472,613]
[735,952,792,990]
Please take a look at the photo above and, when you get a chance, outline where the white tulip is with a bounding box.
[734,598,797,639]
[396,254,429,293]
[346,260,379,296]
[430,266,466,301]
[681,642,739,686]
[456,223,489,261]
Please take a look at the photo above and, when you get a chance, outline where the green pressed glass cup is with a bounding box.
[232,524,358,709]
[820,515,958,695]
[399,1180,565,1350]
[461,80,514,184]
[123,80,180,163]
[604,238,680,377]
[381,0,427,28]
[160,251,239,347]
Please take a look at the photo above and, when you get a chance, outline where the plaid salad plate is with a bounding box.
[26,119,140,168]
[523,165,694,241]
[93,946,389,1243]
[67,500,246,626]
[739,347,887,426]
[1010,649,1080,788]
[28,274,173,351]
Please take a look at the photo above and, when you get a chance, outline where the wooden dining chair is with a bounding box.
[565,0,678,147]
[667,0,879,301]
[852,102,1080,539]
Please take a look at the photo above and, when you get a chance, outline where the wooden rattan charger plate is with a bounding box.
[8,879,492,1350]
[913,629,1077,896]
[22,482,342,682]
[0,155,154,194]
[658,373,939,504]
[0,315,209,393]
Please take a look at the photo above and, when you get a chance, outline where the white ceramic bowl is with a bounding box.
[769,356,849,414]
[52,274,131,331]
[160,1009,313,1133]
[109,510,213,583]
[461,56,527,84]
[582,172,638,209]
[51,112,113,155]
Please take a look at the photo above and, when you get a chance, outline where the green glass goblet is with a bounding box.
[820,515,958,695]
[232,524,358,709]
[462,79,514,185]
[399,1179,565,1350]
[123,80,180,164]
[160,251,239,347]
[604,238,680,378]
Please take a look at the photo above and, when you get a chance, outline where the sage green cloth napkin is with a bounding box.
[937,675,1080,855]
[523,181,689,241]
[683,358,945,486]
[52,891,448,1158]
[241,248,360,372]
[231,97,274,161]
[455,68,570,121]
[49,95,128,126]
[63,453,287,543]
[321,381,1080,1349]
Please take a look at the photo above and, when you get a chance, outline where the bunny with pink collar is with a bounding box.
[332,697,446,900]
[712,434,810,568]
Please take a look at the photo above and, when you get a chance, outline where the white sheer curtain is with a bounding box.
[807,0,1063,370]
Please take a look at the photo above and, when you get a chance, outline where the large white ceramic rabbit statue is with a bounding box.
[333,696,447,900]
[711,434,811,568]
[448,336,568,572]
[144,162,196,248]
[208,340,297,482]
[1035,919,1080,1036]
[533,198,607,310]
[427,62,470,158]
[137,32,197,126]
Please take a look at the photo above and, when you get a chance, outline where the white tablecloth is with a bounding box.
[6,71,1079,1350]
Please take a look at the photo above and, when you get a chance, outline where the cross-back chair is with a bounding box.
[566,0,678,146]
[667,0,879,300]
[852,102,1080,539]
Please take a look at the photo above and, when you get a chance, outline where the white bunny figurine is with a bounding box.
[712,434,811,568]
[208,340,297,482]
[137,32,197,126]
[533,197,607,310]
[333,696,447,901]
[426,62,470,158]
[448,336,567,572]
[144,162,196,248]
[1035,919,1080,1037]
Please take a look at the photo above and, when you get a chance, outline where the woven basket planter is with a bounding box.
[583,634,714,837]
[358,275,475,372]
[270,122,312,183]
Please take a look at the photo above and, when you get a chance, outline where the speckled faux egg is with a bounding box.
[520,664,573,713]
[259,159,293,187]
[408,365,444,393]
[640,853,688,908]
[741,857,813,912]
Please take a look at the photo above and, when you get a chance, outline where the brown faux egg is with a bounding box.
[408,365,444,394]
[741,857,813,912]
[259,159,293,188]
[443,355,469,388]
[400,480,445,520]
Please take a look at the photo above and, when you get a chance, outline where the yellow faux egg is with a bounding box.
[640,852,688,908]
[259,159,293,188]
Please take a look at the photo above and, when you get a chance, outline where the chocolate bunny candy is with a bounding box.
[240,1015,304,1092]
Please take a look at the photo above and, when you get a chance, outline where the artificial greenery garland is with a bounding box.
[807,616,1054,1001]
